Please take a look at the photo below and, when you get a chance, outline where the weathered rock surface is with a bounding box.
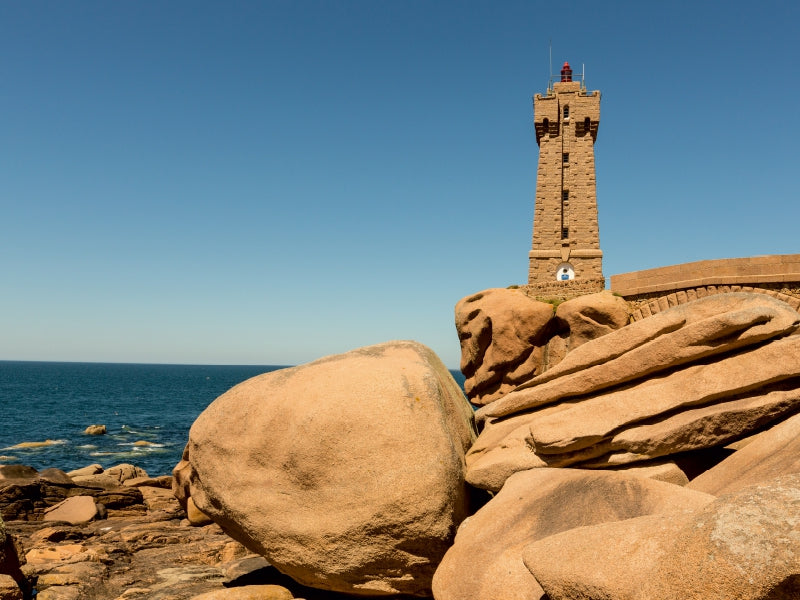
[464,408,553,492]
[42,497,98,525]
[687,410,800,496]
[432,468,712,600]
[65,465,102,479]
[176,340,476,597]
[544,290,630,368]
[0,468,37,481]
[479,292,800,420]
[3,462,387,599]
[466,293,800,490]
[571,386,800,466]
[526,335,800,455]
[455,289,628,405]
[82,425,106,436]
[0,514,25,597]
[455,288,554,405]
[523,474,800,600]
[604,460,689,486]
[185,496,213,526]
[0,573,22,600]
[189,585,295,599]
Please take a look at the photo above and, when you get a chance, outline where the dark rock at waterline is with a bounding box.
[0,466,143,522]
[0,462,305,600]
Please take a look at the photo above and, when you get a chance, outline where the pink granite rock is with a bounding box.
[464,294,800,490]
[188,585,295,599]
[455,288,554,405]
[523,474,800,600]
[687,410,800,496]
[547,290,629,366]
[527,334,800,456]
[42,496,98,525]
[455,289,629,406]
[433,468,712,600]
[478,292,800,421]
[176,341,475,597]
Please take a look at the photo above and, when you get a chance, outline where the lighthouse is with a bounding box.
[528,62,604,292]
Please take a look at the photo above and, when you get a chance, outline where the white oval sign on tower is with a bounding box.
[555,262,575,281]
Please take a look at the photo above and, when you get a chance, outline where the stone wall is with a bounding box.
[623,284,800,322]
[609,255,800,323]
[610,255,800,297]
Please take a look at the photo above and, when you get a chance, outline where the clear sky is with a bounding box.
[2,1,799,368]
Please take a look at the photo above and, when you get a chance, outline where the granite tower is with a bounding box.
[528,62,604,292]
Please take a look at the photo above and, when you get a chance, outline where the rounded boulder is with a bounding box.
[175,340,476,597]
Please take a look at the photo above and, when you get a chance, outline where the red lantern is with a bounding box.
[560,62,572,82]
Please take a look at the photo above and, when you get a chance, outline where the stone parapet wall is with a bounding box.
[610,255,800,297]
[521,277,606,302]
[624,284,800,322]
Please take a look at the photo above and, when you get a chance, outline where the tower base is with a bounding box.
[528,249,604,286]
[523,277,607,302]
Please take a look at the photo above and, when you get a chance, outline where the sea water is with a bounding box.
[0,361,466,476]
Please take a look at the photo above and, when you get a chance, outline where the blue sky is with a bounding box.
[2,1,799,368]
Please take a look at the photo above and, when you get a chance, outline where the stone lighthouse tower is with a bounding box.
[528,62,605,292]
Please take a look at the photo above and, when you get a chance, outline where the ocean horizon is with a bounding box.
[0,360,467,477]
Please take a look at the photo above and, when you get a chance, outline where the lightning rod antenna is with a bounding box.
[548,40,553,93]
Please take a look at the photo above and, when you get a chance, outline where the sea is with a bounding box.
[0,361,466,477]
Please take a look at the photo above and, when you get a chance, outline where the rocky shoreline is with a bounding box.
[0,463,399,600]
[2,290,800,600]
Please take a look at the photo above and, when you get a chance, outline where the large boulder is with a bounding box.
[432,468,712,600]
[523,473,800,600]
[174,341,476,597]
[544,290,629,367]
[687,410,800,496]
[454,289,628,406]
[455,288,554,405]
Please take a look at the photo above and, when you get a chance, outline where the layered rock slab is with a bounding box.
[530,335,800,455]
[478,292,800,421]
[687,410,800,496]
[523,474,800,600]
[42,496,99,525]
[466,293,800,490]
[174,341,476,597]
[432,468,712,600]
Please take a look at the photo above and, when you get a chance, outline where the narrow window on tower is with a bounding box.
[561,227,569,239]
[562,190,569,202]
[563,105,569,119]
[562,153,569,164]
